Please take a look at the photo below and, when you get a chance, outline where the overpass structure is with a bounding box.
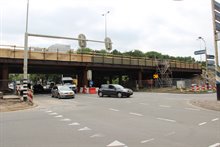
[0,45,202,91]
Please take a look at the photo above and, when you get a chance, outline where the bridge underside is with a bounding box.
[0,58,201,91]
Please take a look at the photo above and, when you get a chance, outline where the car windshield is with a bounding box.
[114,85,124,89]
[59,86,71,91]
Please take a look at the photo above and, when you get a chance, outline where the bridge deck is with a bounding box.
[0,47,201,70]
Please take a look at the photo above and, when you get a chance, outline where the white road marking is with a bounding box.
[157,117,176,123]
[60,118,71,121]
[208,143,220,147]
[109,108,119,112]
[164,131,176,136]
[198,122,207,126]
[141,138,155,144]
[90,133,104,138]
[184,107,200,111]
[68,122,80,126]
[129,112,143,117]
[78,127,91,131]
[139,103,149,105]
[46,110,52,113]
[211,118,219,122]
[159,105,171,108]
[107,140,126,146]
[49,112,58,115]
[55,115,63,118]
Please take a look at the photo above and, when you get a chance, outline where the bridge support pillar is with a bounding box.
[138,70,143,88]
[82,68,88,87]
[0,64,9,91]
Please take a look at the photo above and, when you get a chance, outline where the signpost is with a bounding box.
[153,74,159,79]
[207,54,215,59]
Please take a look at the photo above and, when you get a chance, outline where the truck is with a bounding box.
[61,77,77,93]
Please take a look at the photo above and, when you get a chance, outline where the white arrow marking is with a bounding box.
[68,122,80,126]
[141,138,155,144]
[198,122,207,126]
[129,112,143,117]
[55,115,63,118]
[209,143,220,147]
[60,118,71,121]
[109,108,119,112]
[107,140,126,146]
[78,127,91,131]
[157,117,176,123]
[211,118,219,122]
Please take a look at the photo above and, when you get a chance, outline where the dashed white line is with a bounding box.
[60,118,71,121]
[198,122,207,126]
[68,122,80,126]
[157,117,176,123]
[159,105,171,108]
[109,108,119,112]
[55,115,63,118]
[49,112,58,115]
[46,110,52,113]
[141,138,155,144]
[184,107,200,111]
[208,143,220,147]
[78,127,91,131]
[211,118,219,122]
[129,112,144,117]
[139,103,149,106]
[90,133,104,138]
[164,131,176,136]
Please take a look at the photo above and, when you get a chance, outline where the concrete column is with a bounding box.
[138,70,143,88]
[82,68,88,87]
[109,75,113,84]
[0,64,9,91]
[119,75,122,85]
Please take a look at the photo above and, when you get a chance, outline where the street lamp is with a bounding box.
[102,11,110,38]
[23,0,29,101]
[198,36,208,85]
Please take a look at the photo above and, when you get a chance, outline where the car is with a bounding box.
[98,84,133,98]
[51,85,75,99]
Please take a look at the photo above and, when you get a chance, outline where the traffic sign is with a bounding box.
[105,37,112,51]
[153,74,159,79]
[78,34,87,48]
[207,60,215,65]
[194,50,206,55]
[207,54,215,59]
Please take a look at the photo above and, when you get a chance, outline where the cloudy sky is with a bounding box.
[0,0,218,61]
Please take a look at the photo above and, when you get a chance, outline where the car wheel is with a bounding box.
[117,92,122,98]
[98,92,103,97]
[58,94,61,99]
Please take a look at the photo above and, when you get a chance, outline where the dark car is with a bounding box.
[98,84,133,98]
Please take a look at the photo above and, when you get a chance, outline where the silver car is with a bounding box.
[51,85,75,99]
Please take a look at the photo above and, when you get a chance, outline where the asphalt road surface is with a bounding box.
[0,92,220,147]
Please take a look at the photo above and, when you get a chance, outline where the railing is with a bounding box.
[0,45,201,69]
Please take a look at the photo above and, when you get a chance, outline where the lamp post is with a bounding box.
[102,11,110,38]
[23,0,29,101]
[198,37,209,86]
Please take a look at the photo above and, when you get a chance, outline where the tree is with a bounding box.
[76,48,93,54]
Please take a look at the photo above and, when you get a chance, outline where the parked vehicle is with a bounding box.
[51,85,75,99]
[98,84,133,98]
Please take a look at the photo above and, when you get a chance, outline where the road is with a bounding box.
[0,92,220,147]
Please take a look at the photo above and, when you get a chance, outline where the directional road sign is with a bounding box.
[207,54,215,59]
[194,50,206,55]
[207,60,215,65]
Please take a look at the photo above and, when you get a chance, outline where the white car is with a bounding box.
[51,85,75,99]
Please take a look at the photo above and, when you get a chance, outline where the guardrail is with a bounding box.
[0,45,201,69]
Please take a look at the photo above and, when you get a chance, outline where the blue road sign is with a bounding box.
[194,50,206,55]
[207,54,215,59]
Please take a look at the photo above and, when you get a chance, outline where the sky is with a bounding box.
[0,0,219,61]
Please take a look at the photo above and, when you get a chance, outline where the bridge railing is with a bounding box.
[0,45,201,69]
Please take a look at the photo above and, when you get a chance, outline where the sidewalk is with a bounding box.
[190,99,220,111]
